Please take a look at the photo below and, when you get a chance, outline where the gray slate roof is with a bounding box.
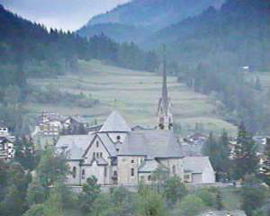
[56,135,94,160]
[97,133,117,157]
[119,130,183,159]
[139,159,168,173]
[183,156,213,174]
[100,111,131,133]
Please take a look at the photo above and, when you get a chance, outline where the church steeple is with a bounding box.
[157,45,173,130]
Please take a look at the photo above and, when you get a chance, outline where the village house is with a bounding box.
[36,112,64,136]
[56,54,215,186]
[183,156,215,184]
[0,121,15,161]
[33,112,93,137]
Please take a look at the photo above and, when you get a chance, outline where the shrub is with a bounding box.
[194,188,216,208]
[176,194,206,216]
[163,176,187,206]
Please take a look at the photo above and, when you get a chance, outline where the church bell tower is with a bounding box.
[157,46,173,130]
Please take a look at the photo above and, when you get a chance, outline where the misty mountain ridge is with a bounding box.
[144,0,270,70]
[78,0,225,42]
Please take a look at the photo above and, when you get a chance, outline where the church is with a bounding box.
[56,53,215,186]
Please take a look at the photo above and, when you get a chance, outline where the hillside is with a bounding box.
[78,0,224,42]
[27,60,236,135]
[146,0,270,70]
[0,5,160,135]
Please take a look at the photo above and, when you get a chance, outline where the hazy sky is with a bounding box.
[0,0,130,31]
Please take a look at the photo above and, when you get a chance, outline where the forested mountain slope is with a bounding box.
[0,5,159,134]
[0,4,159,90]
[78,0,224,42]
[144,0,270,134]
[147,0,270,70]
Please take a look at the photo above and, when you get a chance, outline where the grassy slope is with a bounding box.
[27,60,236,135]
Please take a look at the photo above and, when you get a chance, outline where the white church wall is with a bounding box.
[66,160,81,185]
[84,136,110,164]
[138,173,152,184]
[82,162,106,185]
[159,158,184,180]
[202,162,216,183]
[118,156,145,185]
[192,173,203,184]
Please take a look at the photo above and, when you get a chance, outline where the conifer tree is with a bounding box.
[218,131,231,178]
[232,123,259,180]
[262,137,270,186]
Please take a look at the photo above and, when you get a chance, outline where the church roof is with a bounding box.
[100,111,131,133]
[97,133,117,157]
[139,159,168,173]
[183,156,213,174]
[119,130,183,159]
[55,135,93,160]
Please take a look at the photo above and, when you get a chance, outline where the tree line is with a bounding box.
[0,4,159,135]
[0,128,270,216]
[203,124,270,216]
[0,4,159,94]
[158,0,270,134]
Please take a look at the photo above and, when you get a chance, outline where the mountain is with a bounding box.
[78,0,225,42]
[143,0,270,134]
[0,4,159,91]
[78,23,152,43]
[145,0,270,70]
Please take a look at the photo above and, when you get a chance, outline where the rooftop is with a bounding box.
[100,111,131,133]
[119,130,183,159]
[183,156,212,174]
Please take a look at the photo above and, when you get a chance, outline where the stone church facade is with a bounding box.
[56,111,185,186]
[56,55,215,186]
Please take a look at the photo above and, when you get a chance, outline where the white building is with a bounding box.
[0,121,15,161]
[183,156,216,184]
[0,137,15,161]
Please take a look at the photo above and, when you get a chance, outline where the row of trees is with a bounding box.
[0,4,160,135]
[0,5,160,91]
[203,124,270,216]
[1,133,270,216]
[173,61,270,134]
[0,140,224,216]
[159,0,270,135]
[203,124,270,182]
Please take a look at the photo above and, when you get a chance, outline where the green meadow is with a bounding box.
[27,60,236,135]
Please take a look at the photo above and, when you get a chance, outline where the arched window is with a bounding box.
[82,169,85,179]
[96,141,99,148]
[72,167,77,179]
[131,168,135,177]
[104,166,107,177]
[172,165,176,175]
[117,135,121,141]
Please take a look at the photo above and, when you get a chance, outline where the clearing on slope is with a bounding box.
[27,60,236,135]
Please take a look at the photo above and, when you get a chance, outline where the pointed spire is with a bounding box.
[157,45,173,130]
[162,44,169,115]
